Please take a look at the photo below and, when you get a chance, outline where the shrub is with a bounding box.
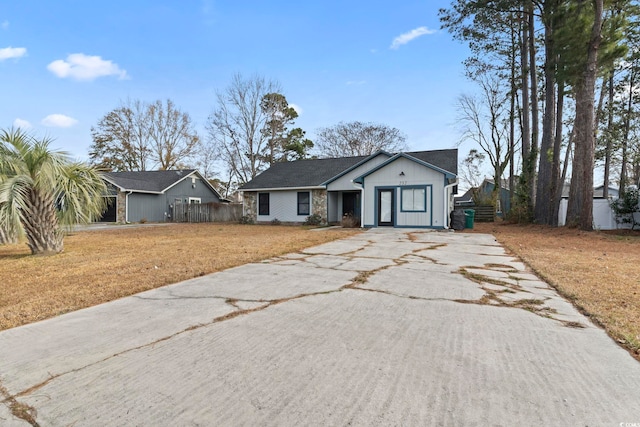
[340,213,360,228]
[239,215,254,225]
[304,213,323,226]
[610,187,640,230]
[270,218,281,225]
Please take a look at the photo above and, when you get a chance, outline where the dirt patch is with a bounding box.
[467,222,640,356]
[0,224,360,331]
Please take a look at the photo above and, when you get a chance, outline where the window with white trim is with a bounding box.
[401,187,426,212]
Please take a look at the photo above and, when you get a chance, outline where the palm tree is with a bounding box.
[0,128,107,255]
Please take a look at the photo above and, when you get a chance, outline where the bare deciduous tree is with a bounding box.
[457,73,513,208]
[146,99,200,170]
[315,121,407,158]
[89,99,199,171]
[205,73,280,185]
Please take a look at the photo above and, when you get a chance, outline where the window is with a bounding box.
[401,187,426,212]
[297,192,310,216]
[188,197,201,204]
[258,193,270,216]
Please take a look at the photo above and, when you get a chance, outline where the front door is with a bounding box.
[342,192,360,217]
[377,189,394,226]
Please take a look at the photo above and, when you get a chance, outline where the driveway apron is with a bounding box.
[1,229,639,426]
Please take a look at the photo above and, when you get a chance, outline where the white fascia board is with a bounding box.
[119,189,162,194]
[160,170,198,193]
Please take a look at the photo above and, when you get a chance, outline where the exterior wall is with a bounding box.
[124,176,222,223]
[326,153,389,191]
[243,192,257,222]
[395,185,433,227]
[165,176,221,205]
[325,154,388,224]
[327,192,339,223]
[127,193,167,222]
[361,157,446,228]
[116,191,126,223]
[312,189,327,223]
[254,189,323,223]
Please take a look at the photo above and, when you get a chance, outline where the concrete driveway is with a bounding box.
[1,229,639,426]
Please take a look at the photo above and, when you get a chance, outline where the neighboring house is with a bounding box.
[240,149,458,229]
[455,178,512,216]
[100,169,225,223]
[560,183,619,199]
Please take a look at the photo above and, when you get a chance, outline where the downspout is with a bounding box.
[351,181,365,228]
[444,179,458,229]
[125,191,133,223]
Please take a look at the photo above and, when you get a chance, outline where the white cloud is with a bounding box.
[390,26,436,50]
[289,103,303,115]
[47,53,128,81]
[1,21,9,30]
[13,118,31,129]
[41,114,78,128]
[0,46,27,60]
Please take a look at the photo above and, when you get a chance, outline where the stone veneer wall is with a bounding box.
[116,191,127,223]
[243,192,257,222]
[312,189,328,224]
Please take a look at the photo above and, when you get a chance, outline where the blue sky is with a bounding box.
[0,0,473,163]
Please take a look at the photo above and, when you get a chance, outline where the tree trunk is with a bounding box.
[528,2,540,214]
[561,128,574,193]
[20,188,64,255]
[535,19,557,225]
[566,0,604,230]
[509,15,517,212]
[603,72,614,199]
[619,67,635,195]
[550,79,565,226]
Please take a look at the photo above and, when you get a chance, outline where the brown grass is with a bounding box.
[0,224,360,331]
[469,222,640,357]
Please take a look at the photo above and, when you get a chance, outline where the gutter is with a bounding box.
[351,180,365,228]
[443,179,458,229]
[239,185,325,192]
[125,191,133,223]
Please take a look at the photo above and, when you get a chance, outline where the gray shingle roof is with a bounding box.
[103,169,197,193]
[240,149,457,190]
[406,149,458,175]
[240,155,370,190]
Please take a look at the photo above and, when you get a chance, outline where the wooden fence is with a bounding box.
[456,205,495,222]
[170,203,243,223]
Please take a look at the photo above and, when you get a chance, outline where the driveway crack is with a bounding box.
[0,382,39,426]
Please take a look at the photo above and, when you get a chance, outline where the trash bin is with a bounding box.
[450,209,465,230]
[464,209,475,229]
